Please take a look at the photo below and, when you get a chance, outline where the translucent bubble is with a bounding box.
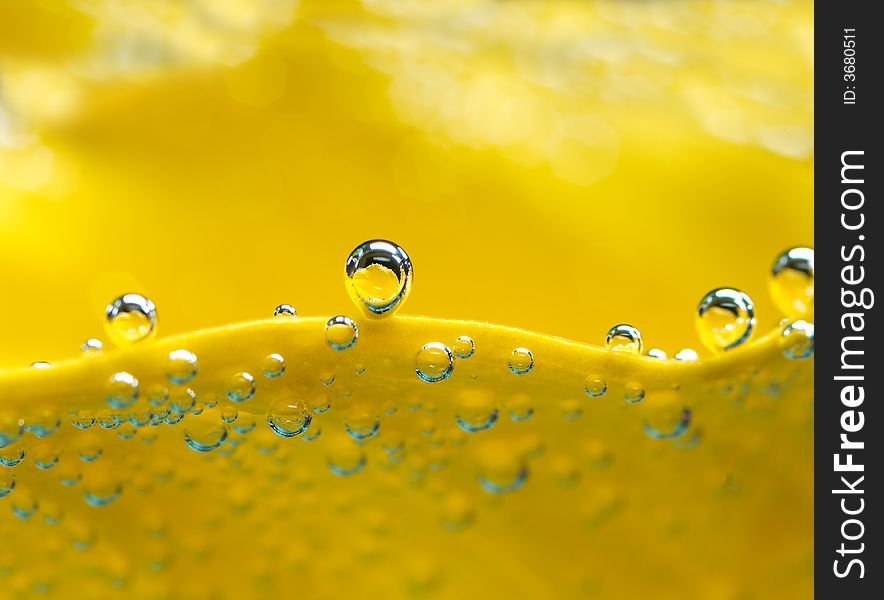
[781,320,814,360]
[327,439,366,476]
[183,419,229,452]
[696,288,756,352]
[128,408,151,427]
[770,247,814,317]
[559,399,583,420]
[273,304,297,318]
[605,324,642,354]
[413,342,454,383]
[0,416,24,448]
[262,353,286,378]
[0,472,14,498]
[105,293,157,346]
[455,392,498,433]
[302,426,322,442]
[169,388,196,414]
[164,411,185,425]
[325,316,358,351]
[58,464,82,486]
[441,493,475,531]
[643,408,692,440]
[78,438,103,462]
[146,384,169,407]
[107,372,139,409]
[232,415,256,435]
[343,406,380,441]
[167,349,197,385]
[345,240,412,318]
[674,348,699,362]
[506,394,534,422]
[507,348,534,375]
[647,348,667,360]
[81,338,103,356]
[624,382,645,404]
[71,410,95,430]
[27,411,61,438]
[11,489,37,519]
[584,375,607,398]
[452,336,475,359]
[227,372,255,403]
[267,401,313,438]
[0,445,25,467]
[96,409,123,430]
[84,480,123,507]
[220,405,238,424]
[478,455,528,495]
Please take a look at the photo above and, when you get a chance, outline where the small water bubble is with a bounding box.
[84,480,123,507]
[168,388,196,415]
[58,464,82,486]
[0,445,25,467]
[624,382,645,404]
[117,423,137,440]
[325,316,358,351]
[642,408,692,440]
[227,372,255,403]
[770,247,814,317]
[267,401,313,438]
[0,416,24,448]
[11,489,37,519]
[605,324,643,354]
[105,293,157,346]
[27,411,61,438]
[507,348,534,375]
[71,410,95,430]
[559,399,583,420]
[78,438,103,462]
[452,336,475,359]
[302,426,322,442]
[343,405,380,441]
[0,472,15,498]
[506,394,534,422]
[183,418,229,452]
[146,384,169,407]
[231,414,256,435]
[415,342,455,383]
[584,375,607,398]
[781,320,814,360]
[696,288,756,352]
[647,348,667,360]
[454,392,498,433]
[220,405,238,424]
[96,409,123,430]
[478,452,528,495]
[255,354,286,381]
[345,240,412,318]
[81,338,103,356]
[273,304,297,318]
[674,348,699,362]
[30,361,51,369]
[167,349,197,385]
[163,411,185,425]
[106,372,139,409]
[327,438,366,476]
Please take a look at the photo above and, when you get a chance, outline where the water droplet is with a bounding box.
[441,493,475,531]
[273,304,297,317]
[106,372,139,409]
[302,425,322,441]
[327,438,366,476]
[71,410,95,430]
[105,293,157,346]
[116,424,137,440]
[454,392,498,432]
[220,405,238,424]
[584,375,607,398]
[183,418,229,452]
[0,445,25,467]
[643,408,692,440]
[624,382,645,404]
[506,394,534,422]
[0,472,15,498]
[309,395,331,414]
[78,438,103,462]
[267,401,313,438]
[169,388,196,414]
[696,288,756,352]
[452,336,475,359]
[325,316,358,351]
[262,353,286,379]
[605,324,642,354]
[478,451,528,495]
[231,415,256,435]
[164,411,185,425]
[146,384,169,407]
[26,411,61,438]
[84,480,123,507]
[345,240,412,318]
[0,416,24,448]
[96,409,123,430]
[507,348,534,375]
[770,247,814,317]
[227,372,255,403]
[81,338,103,356]
[674,348,699,362]
[30,361,51,369]
[559,399,583,420]
[128,407,151,427]
[11,489,37,519]
[343,405,380,441]
[415,343,455,383]
[647,348,667,360]
[781,320,814,359]
[58,464,82,486]
[166,349,197,385]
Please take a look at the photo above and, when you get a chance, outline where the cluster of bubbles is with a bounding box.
[4,241,815,520]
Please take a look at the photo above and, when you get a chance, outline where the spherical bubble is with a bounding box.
[605,324,643,354]
[507,348,534,375]
[325,316,359,351]
[345,240,412,318]
[770,247,814,317]
[695,288,756,352]
[415,342,455,383]
[105,293,157,346]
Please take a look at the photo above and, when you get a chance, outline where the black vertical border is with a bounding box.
[815,2,881,597]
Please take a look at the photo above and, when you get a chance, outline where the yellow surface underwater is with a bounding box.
[1,1,812,598]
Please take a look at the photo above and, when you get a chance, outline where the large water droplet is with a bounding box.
[227,372,255,403]
[267,401,313,438]
[770,247,814,317]
[781,320,814,359]
[345,240,412,318]
[605,324,642,354]
[106,372,139,409]
[696,288,756,352]
[642,408,692,440]
[166,349,197,385]
[325,316,358,351]
[507,348,534,375]
[105,293,157,346]
[415,342,454,383]
[183,418,229,452]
